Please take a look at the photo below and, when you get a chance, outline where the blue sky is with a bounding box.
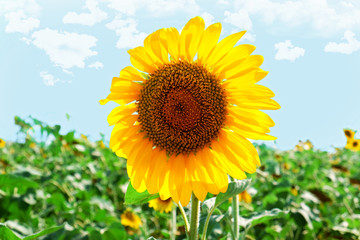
[1,0,360,151]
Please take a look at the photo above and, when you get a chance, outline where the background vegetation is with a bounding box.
[0,116,359,239]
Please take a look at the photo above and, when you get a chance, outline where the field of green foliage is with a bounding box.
[0,116,360,239]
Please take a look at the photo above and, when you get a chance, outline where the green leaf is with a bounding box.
[203,179,251,211]
[22,225,63,240]
[103,222,126,240]
[215,179,251,207]
[239,208,289,229]
[0,174,38,189]
[124,183,159,205]
[0,224,21,240]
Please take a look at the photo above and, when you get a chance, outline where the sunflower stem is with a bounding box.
[230,176,240,240]
[189,193,200,240]
[168,204,175,240]
[201,206,215,240]
[178,202,190,235]
[232,193,240,240]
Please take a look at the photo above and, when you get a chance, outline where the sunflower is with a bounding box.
[345,138,360,152]
[149,197,173,213]
[101,16,280,206]
[0,138,5,148]
[239,190,252,203]
[344,129,355,139]
[121,209,142,229]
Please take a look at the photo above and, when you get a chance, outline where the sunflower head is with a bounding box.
[121,209,142,229]
[101,16,280,206]
[148,197,173,213]
[345,138,360,152]
[0,138,5,148]
[344,129,355,139]
[239,190,252,203]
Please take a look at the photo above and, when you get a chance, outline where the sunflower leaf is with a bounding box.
[124,183,159,205]
[0,174,39,190]
[215,179,251,209]
[0,224,21,240]
[22,225,64,240]
[239,208,289,229]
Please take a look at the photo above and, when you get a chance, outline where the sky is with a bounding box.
[0,0,360,152]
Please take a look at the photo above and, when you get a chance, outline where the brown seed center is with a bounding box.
[137,61,227,155]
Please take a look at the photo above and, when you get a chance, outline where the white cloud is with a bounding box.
[218,0,230,5]
[106,17,147,49]
[324,31,360,54]
[88,61,104,70]
[232,0,360,36]
[104,0,200,17]
[63,0,107,26]
[40,71,60,86]
[274,40,305,61]
[0,0,40,15]
[31,28,98,69]
[242,32,256,42]
[21,37,32,45]
[4,10,39,34]
[201,12,215,28]
[224,9,253,30]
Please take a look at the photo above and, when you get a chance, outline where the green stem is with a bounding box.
[232,194,239,240]
[171,205,176,240]
[230,176,239,240]
[189,193,200,240]
[178,202,190,234]
[201,207,215,240]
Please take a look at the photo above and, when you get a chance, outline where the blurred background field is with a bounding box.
[0,116,360,240]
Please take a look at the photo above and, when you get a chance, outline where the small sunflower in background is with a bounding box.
[149,197,173,213]
[344,129,355,139]
[290,185,298,196]
[121,209,142,230]
[101,16,279,206]
[0,138,5,148]
[344,129,360,152]
[294,140,313,152]
[238,190,252,204]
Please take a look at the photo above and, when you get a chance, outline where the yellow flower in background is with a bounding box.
[80,134,88,141]
[29,142,37,149]
[291,186,298,196]
[346,139,360,152]
[0,138,5,148]
[294,140,313,152]
[149,197,173,213]
[344,129,355,139]
[343,129,360,151]
[101,16,280,206]
[238,190,252,203]
[121,209,142,229]
[97,140,106,149]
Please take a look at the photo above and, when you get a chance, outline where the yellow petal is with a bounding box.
[144,30,169,66]
[107,103,137,126]
[205,31,246,68]
[159,27,180,60]
[210,140,247,179]
[224,129,261,166]
[213,44,256,76]
[179,16,205,62]
[197,22,222,64]
[218,132,257,173]
[228,107,275,128]
[119,66,145,81]
[128,46,158,73]
[228,97,281,110]
[221,55,263,79]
